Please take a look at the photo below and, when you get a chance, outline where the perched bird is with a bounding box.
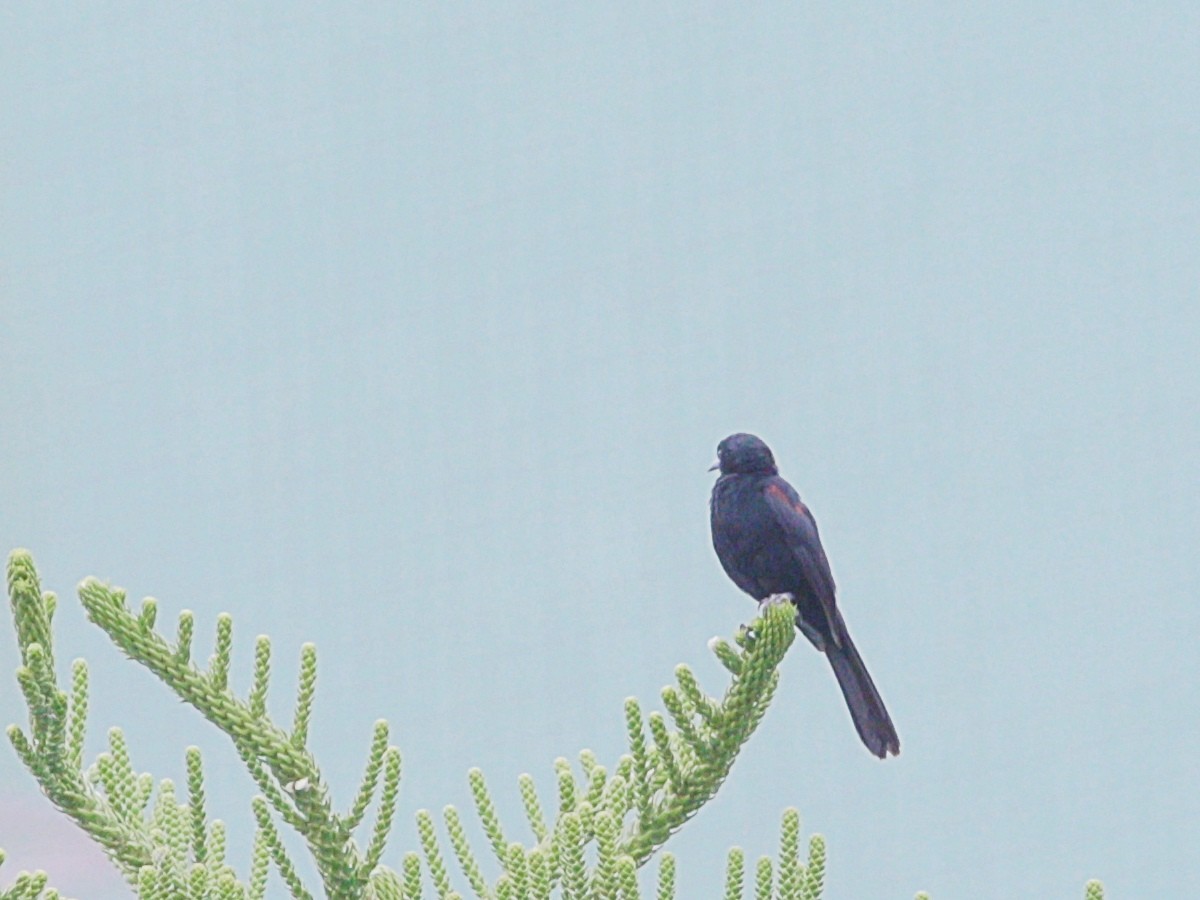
[709,433,900,758]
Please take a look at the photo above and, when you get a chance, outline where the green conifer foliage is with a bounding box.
[3,549,1106,899]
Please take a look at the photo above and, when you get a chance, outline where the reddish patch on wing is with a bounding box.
[765,482,806,516]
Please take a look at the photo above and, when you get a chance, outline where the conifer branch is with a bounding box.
[654,854,675,900]
[6,553,157,875]
[802,835,825,900]
[5,549,1110,899]
[0,846,66,900]
[724,847,744,900]
[75,578,391,898]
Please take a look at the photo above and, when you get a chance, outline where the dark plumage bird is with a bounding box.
[709,433,900,758]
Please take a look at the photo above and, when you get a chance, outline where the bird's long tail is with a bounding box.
[824,625,900,759]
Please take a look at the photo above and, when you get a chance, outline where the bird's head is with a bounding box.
[711,433,778,475]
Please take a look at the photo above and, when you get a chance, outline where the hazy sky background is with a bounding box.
[2,4,1198,898]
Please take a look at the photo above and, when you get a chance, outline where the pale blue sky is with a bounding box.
[2,4,1198,898]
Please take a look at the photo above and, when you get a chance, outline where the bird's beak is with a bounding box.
[708,458,720,472]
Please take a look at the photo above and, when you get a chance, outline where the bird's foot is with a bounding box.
[739,594,796,642]
[758,592,795,611]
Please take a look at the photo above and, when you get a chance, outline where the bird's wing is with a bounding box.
[762,480,842,646]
